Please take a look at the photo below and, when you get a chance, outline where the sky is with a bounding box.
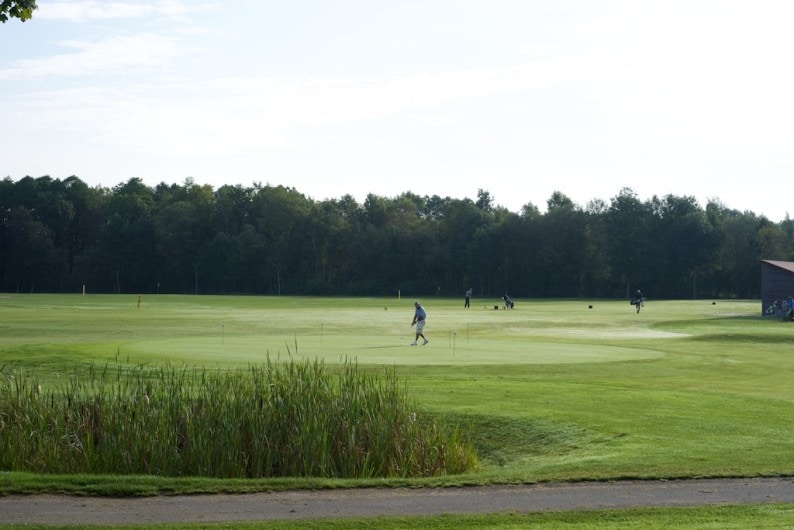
[2,1,793,221]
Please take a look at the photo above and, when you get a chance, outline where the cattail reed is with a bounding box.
[0,359,477,478]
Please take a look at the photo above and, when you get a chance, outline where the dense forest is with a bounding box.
[1,175,792,299]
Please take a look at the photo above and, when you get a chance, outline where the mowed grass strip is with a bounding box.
[163,503,794,529]
[0,294,792,490]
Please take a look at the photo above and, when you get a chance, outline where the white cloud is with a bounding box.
[37,1,220,22]
[0,34,194,79]
[206,61,558,129]
[7,60,558,159]
[39,2,153,21]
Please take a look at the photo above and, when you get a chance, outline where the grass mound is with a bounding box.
[0,358,478,479]
[451,414,597,467]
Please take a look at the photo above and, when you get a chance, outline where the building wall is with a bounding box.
[761,263,794,315]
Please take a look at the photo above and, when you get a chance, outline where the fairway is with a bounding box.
[0,294,683,367]
[2,293,793,488]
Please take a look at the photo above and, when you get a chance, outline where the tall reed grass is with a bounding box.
[0,358,478,478]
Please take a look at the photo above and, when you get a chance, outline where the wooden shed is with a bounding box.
[760,260,794,316]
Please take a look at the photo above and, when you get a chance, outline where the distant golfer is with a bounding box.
[632,289,644,313]
[411,301,429,346]
[464,288,472,309]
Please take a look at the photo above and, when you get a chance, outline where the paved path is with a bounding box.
[2,477,793,525]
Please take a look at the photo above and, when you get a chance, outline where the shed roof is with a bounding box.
[761,260,794,273]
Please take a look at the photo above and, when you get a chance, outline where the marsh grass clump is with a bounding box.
[0,358,477,479]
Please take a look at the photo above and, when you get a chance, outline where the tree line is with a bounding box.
[1,175,792,299]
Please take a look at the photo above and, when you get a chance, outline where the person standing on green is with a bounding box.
[464,288,472,308]
[411,301,429,345]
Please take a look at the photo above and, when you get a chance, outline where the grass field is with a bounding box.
[1,293,793,526]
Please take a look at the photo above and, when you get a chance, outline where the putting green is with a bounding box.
[124,335,664,366]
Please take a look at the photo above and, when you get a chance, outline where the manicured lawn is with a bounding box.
[1,293,792,526]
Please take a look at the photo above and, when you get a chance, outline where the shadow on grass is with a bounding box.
[688,333,794,344]
[448,413,597,467]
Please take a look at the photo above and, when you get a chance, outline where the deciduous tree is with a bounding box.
[0,0,36,22]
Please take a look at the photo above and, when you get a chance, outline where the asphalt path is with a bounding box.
[2,477,794,525]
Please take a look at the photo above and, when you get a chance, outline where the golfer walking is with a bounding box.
[411,301,429,345]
